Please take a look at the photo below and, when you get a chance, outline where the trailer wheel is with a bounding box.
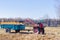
[15,30,20,33]
[6,28,11,33]
[17,30,20,33]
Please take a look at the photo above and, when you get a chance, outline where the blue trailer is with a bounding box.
[0,24,25,33]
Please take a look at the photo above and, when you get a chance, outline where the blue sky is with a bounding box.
[0,0,57,19]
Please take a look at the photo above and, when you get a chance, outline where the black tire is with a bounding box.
[6,28,11,33]
[15,30,20,33]
[18,30,20,32]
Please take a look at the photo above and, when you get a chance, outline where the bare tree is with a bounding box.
[55,0,60,19]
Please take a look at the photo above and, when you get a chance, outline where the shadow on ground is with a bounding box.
[10,32,33,34]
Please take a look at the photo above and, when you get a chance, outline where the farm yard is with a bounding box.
[0,0,60,40]
[0,18,60,40]
[0,27,60,40]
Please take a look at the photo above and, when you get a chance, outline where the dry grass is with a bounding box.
[0,27,60,40]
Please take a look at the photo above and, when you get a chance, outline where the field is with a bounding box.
[0,27,60,40]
